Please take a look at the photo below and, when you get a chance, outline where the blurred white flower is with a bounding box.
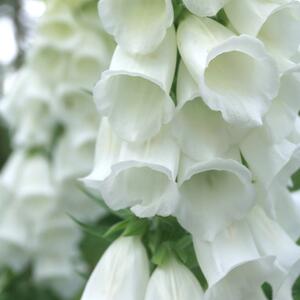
[81,236,149,300]
[98,0,174,54]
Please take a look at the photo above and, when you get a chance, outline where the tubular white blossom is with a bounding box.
[98,0,174,54]
[84,118,179,217]
[182,0,231,17]
[81,236,149,300]
[204,257,278,300]
[94,27,176,142]
[144,258,204,300]
[33,209,84,299]
[225,0,300,69]
[177,15,280,127]
[14,155,57,224]
[172,61,233,161]
[193,206,300,287]
[175,154,254,241]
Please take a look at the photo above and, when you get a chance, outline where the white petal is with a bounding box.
[94,27,176,142]
[240,129,300,188]
[204,257,278,300]
[37,5,78,50]
[83,118,179,217]
[193,219,261,286]
[98,0,173,54]
[183,0,231,17]
[175,155,254,241]
[145,258,204,300]
[173,62,233,161]
[53,131,95,181]
[81,237,149,300]
[15,155,57,222]
[177,15,279,127]
[225,0,300,63]
[268,186,300,241]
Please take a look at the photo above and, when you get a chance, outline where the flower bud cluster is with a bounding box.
[83,0,300,298]
[0,0,114,297]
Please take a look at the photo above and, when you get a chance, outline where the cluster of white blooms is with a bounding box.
[0,0,114,297]
[82,0,300,299]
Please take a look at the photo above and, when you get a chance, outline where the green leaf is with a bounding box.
[293,275,300,300]
[151,242,174,267]
[123,218,149,237]
[69,214,108,239]
[262,282,273,300]
[104,220,129,238]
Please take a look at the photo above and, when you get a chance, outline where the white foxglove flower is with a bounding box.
[265,185,300,241]
[54,85,100,144]
[28,43,70,82]
[274,260,300,300]
[53,130,95,181]
[84,118,179,217]
[263,66,300,142]
[183,0,231,17]
[225,0,300,69]
[81,236,149,300]
[175,154,254,241]
[240,130,300,189]
[15,155,57,224]
[0,150,26,216]
[193,206,300,287]
[204,257,277,300]
[69,29,115,90]
[172,61,233,161]
[144,258,204,300]
[37,5,78,50]
[33,209,84,299]
[177,15,280,127]
[94,27,176,142]
[0,202,30,272]
[98,0,174,54]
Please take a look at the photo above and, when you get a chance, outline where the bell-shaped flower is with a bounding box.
[175,153,254,241]
[263,185,300,241]
[177,15,279,127]
[172,61,235,161]
[182,0,231,17]
[98,0,174,54]
[0,150,26,217]
[94,27,176,142]
[14,154,57,224]
[54,85,100,144]
[36,3,78,51]
[240,130,300,189]
[81,236,149,300]
[33,208,84,299]
[69,28,115,90]
[0,202,30,272]
[274,260,300,300]
[193,206,300,288]
[28,43,70,83]
[263,66,300,142]
[144,258,204,300]
[225,0,300,70]
[83,118,179,217]
[53,130,95,181]
[204,257,278,300]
